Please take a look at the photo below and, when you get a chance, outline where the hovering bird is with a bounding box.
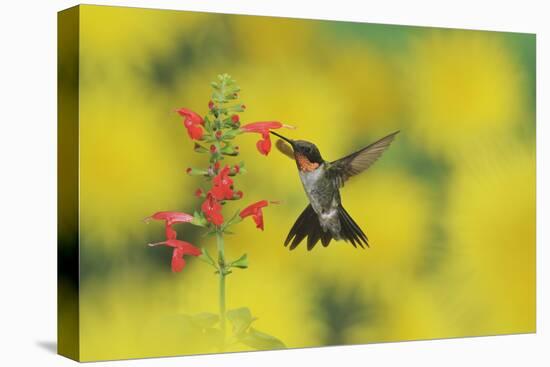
[270,130,399,250]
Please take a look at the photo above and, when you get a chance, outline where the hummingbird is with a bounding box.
[269,130,399,250]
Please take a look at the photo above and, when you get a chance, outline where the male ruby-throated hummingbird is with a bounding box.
[270,130,399,250]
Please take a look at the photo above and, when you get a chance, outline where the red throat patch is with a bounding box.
[296,153,320,172]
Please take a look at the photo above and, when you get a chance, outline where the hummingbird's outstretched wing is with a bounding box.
[275,139,295,159]
[328,131,399,188]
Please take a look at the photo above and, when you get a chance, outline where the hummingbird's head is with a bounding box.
[270,131,323,171]
[292,140,323,164]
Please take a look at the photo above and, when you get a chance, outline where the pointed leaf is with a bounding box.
[186,167,209,176]
[221,129,241,139]
[226,307,254,336]
[194,143,209,153]
[191,211,207,227]
[230,253,248,269]
[240,327,286,350]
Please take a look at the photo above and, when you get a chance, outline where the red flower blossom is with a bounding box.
[144,211,194,226]
[144,211,194,241]
[210,165,234,200]
[201,194,224,226]
[148,239,202,272]
[231,114,240,123]
[240,121,292,155]
[177,108,204,140]
[240,200,271,230]
[208,100,214,109]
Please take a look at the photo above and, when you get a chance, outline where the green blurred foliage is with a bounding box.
[71,5,535,361]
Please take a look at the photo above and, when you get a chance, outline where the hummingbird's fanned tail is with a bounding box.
[284,204,368,250]
[285,204,328,250]
[338,204,369,248]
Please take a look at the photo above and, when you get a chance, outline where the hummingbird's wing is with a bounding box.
[275,139,295,159]
[328,131,399,188]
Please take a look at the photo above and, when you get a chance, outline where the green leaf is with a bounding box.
[198,247,216,267]
[226,307,255,336]
[240,327,286,350]
[190,312,219,329]
[191,211,207,227]
[230,253,248,269]
[186,167,208,176]
[204,115,214,130]
[227,104,245,113]
[220,143,239,156]
[193,143,209,153]
[221,129,241,139]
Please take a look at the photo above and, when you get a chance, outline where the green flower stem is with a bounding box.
[216,229,227,345]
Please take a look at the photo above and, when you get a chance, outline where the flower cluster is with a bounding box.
[145,74,290,272]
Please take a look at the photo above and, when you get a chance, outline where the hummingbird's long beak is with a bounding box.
[270,131,295,147]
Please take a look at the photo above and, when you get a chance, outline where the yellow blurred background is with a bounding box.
[74,5,535,361]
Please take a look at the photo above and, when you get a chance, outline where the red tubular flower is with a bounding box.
[210,165,234,200]
[240,121,292,155]
[201,194,224,226]
[240,200,271,230]
[241,121,283,133]
[144,211,194,242]
[148,239,202,272]
[177,108,204,140]
[144,211,194,226]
